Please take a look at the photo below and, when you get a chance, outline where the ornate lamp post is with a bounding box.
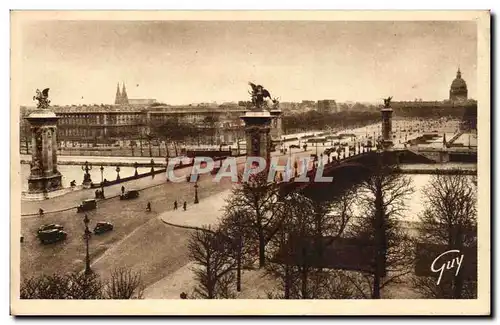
[116,166,121,180]
[194,181,199,204]
[100,165,105,197]
[83,214,92,275]
[100,165,104,183]
[81,161,92,188]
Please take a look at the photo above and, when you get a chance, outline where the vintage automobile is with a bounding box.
[38,229,68,244]
[77,199,97,213]
[94,222,114,235]
[38,224,64,234]
[120,189,139,200]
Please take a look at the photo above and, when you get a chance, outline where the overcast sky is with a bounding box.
[17,20,477,105]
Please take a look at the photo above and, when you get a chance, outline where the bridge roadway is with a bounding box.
[277,148,477,195]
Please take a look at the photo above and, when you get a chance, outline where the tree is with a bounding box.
[218,209,257,292]
[129,140,137,157]
[265,192,315,298]
[20,268,144,299]
[104,267,145,299]
[145,133,154,157]
[265,188,356,299]
[203,115,219,145]
[412,174,477,299]
[155,119,197,157]
[67,272,103,299]
[282,110,379,134]
[188,226,236,299]
[21,273,73,299]
[347,157,415,299]
[224,172,284,268]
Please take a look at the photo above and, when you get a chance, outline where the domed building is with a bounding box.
[449,68,468,102]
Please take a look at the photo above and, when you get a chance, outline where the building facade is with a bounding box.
[20,104,253,148]
[317,99,338,113]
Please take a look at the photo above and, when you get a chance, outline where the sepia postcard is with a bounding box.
[10,10,490,316]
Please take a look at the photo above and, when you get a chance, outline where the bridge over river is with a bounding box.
[278,147,477,196]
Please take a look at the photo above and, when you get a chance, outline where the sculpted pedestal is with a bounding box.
[25,109,63,195]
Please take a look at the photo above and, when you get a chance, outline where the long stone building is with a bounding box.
[20,103,251,147]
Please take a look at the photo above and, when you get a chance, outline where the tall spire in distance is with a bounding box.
[121,82,129,105]
[457,66,462,79]
[114,82,121,105]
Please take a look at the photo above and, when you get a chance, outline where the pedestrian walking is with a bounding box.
[121,185,125,194]
[183,201,187,211]
[174,200,178,210]
[146,202,151,212]
[39,208,44,218]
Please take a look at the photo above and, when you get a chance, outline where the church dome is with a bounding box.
[449,68,468,101]
[451,75,467,90]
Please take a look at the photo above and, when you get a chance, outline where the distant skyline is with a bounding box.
[18,20,477,106]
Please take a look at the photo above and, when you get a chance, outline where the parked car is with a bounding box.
[38,229,67,244]
[120,190,139,200]
[94,222,113,235]
[38,224,64,234]
[77,199,97,213]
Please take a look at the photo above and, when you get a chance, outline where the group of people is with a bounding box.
[143,200,186,213]
[173,200,187,211]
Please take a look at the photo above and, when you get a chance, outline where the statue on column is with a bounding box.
[33,88,51,109]
[271,97,280,109]
[383,96,393,108]
[248,82,272,110]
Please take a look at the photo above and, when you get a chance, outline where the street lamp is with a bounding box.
[100,166,104,196]
[81,161,92,184]
[83,214,92,275]
[194,181,199,204]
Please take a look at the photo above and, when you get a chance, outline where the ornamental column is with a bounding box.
[381,97,394,149]
[25,89,63,196]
